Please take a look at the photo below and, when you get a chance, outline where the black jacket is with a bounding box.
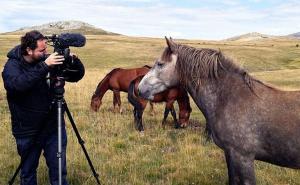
[2,45,85,138]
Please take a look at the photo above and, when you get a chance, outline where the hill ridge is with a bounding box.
[2,20,120,35]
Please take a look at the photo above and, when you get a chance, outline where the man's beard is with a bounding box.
[32,54,46,63]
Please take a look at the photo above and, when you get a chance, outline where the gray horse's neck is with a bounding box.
[185,71,255,141]
[186,80,219,123]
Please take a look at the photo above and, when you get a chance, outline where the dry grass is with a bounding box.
[0,35,300,184]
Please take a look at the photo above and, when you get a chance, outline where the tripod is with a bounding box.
[8,77,101,185]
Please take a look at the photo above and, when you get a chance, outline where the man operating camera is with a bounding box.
[2,30,85,185]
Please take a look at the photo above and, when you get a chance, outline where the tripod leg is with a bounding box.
[9,159,23,185]
[58,100,63,185]
[63,101,101,185]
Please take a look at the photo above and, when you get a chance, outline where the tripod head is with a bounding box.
[52,77,65,100]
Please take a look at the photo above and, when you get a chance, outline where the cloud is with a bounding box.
[0,0,299,40]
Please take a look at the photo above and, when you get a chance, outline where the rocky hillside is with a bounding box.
[288,32,300,39]
[224,32,300,42]
[224,32,276,42]
[2,20,120,35]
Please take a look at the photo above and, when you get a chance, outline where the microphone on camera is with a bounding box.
[57,33,86,47]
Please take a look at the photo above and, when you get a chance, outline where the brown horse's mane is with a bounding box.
[93,68,121,97]
[162,44,278,93]
[143,65,152,69]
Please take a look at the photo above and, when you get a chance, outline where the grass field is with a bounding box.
[0,35,300,185]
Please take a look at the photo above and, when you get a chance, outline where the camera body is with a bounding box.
[44,33,86,77]
[45,34,73,72]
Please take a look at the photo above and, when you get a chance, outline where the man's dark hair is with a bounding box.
[21,30,45,55]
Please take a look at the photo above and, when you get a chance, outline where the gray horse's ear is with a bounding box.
[165,36,177,52]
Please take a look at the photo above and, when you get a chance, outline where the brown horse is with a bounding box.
[138,37,300,185]
[91,66,153,113]
[128,75,192,131]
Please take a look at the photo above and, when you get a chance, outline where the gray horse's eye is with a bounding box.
[157,62,164,67]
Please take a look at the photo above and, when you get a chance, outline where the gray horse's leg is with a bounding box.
[225,150,256,185]
[205,123,213,141]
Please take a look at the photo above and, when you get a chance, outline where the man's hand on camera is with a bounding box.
[70,53,77,58]
[44,52,64,67]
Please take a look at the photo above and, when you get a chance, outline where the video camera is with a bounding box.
[44,33,86,75]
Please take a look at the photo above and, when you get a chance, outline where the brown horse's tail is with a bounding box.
[127,77,144,110]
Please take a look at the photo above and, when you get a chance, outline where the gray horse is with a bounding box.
[138,37,300,185]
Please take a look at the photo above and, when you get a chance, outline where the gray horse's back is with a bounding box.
[252,89,300,168]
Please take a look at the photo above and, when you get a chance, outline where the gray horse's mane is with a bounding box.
[162,44,276,92]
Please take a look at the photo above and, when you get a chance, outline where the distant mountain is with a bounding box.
[2,20,120,35]
[288,32,300,39]
[224,32,300,42]
[224,32,276,42]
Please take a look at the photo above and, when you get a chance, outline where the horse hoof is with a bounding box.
[180,123,187,128]
[174,124,181,129]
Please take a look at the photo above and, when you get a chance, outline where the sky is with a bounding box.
[1,0,300,40]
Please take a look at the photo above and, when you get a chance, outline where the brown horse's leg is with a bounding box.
[115,90,122,113]
[162,106,170,129]
[133,107,139,129]
[169,104,180,129]
[149,102,154,116]
[113,90,122,113]
[134,107,144,132]
[225,150,255,185]
[113,90,118,112]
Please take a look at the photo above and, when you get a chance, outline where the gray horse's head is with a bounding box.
[138,37,179,100]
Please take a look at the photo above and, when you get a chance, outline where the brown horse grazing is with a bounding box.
[91,65,153,113]
[137,37,300,185]
[128,75,192,132]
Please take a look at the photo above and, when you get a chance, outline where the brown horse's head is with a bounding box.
[91,94,102,112]
[179,106,192,128]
